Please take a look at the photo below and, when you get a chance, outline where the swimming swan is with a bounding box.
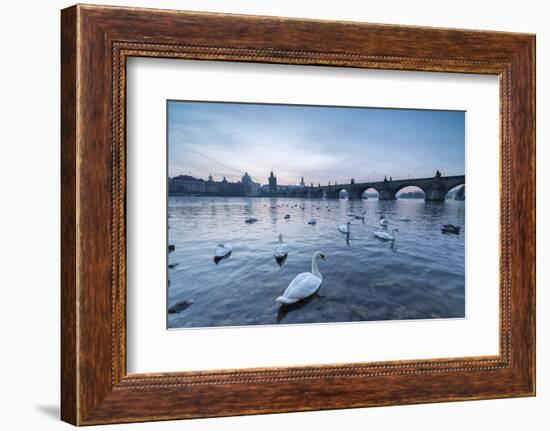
[274,234,289,265]
[213,243,232,263]
[379,215,389,227]
[276,251,326,305]
[339,221,351,234]
[374,229,398,241]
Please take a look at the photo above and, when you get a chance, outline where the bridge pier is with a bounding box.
[424,185,447,202]
[347,187,362,199]
[378,189,397,200]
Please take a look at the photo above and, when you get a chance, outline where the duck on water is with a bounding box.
[442,224,461,234]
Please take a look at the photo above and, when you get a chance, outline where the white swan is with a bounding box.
[308,218,317,225]
[276,252,326,305]
[379,215,389,226]
[354,211,366,221]
[339,221,351,234]
[213,243,232,263]
[374,229,398,241]
[274,234,288,259]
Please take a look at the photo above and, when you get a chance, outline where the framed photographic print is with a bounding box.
[61,4,535,425]
[165,100,467,329]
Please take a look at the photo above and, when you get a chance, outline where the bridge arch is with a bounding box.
[395,185,426,200]
[339,189,349,200]
[361,187,379,200]
[446,183,465,200]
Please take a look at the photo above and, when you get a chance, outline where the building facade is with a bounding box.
[169,171,313,197]
[169,173,261,196]
[241,172,261,196]
[169,174,244,196]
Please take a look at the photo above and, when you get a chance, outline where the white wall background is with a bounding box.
[0,1,546,429]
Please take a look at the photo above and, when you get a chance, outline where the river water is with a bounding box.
[167,196,465,328]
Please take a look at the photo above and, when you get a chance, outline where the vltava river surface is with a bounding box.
[167,197,465,328]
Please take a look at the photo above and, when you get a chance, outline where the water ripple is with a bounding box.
[168,197,465,328]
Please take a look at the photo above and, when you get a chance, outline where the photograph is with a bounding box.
[166,101,466,328]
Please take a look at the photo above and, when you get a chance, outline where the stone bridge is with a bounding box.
[275,174,465,201]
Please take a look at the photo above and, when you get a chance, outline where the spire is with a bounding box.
[268,170,277,193]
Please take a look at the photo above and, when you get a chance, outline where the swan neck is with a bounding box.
[311,254,321,277]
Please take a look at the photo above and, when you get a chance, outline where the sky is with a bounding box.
[168,100,465,187]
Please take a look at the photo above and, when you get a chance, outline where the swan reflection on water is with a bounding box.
[213,251,232,264]
[276,293,325,324]
[275,254,288,267]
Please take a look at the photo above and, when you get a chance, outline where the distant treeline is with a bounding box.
[398,191,425,199]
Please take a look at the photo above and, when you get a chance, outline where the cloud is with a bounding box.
[168,101,465,185]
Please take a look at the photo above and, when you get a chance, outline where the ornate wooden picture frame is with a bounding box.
[61,4,535,425]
